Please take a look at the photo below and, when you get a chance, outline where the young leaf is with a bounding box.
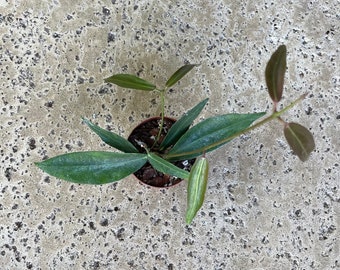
[166,112,266,161]
[284,122,315,161]
[83,118,138,153]
[165,64,198,88]
[35,152,147,184]
[104,74,156,91]
[147,152,190,179]
[265,45,287,102]
[186,157,209,224]
[160,98,209,150]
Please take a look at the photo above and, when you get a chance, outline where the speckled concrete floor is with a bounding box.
[0,1,339,269]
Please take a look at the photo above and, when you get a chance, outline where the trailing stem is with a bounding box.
[165,93,308,160]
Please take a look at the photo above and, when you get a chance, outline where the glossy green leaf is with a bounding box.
[165,64,198,88]
[265,45,287,102]
[284,122,315,161]
[166,112,266,161]
[160,98,209,150]
[104,74,156,91]
[83,118,138,153]
[35,152,147,184]
[186,157,209,224]
[147,152,190,179]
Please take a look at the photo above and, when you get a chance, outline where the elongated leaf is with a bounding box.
[165,64,198,88]
[104,74,156,91]
[147,152,190,179]
[160,98,209,150]
[83,118,138,153]
[284,122,315,161]
[265,45,286,102]
[35,152,147,184]
[186,157,209,224]
[166,112,266,161]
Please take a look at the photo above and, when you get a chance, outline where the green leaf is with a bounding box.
[166,112,266,161]
[35,152,147,184]
[284,122,315,161]
[104,74,156,91]
[147,152,190,179]
[83,118,138,153]
[165,64,198,88]
[186,157,209,224]
[265,45,287,102]
[160,98,209,150]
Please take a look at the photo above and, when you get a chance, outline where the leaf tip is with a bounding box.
[185,214,194,225]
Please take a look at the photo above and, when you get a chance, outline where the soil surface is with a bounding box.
[128,117,194,187]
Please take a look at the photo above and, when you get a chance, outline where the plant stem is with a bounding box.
[239,93,307,135]
[152,88,166,149]
[165,93,307,159]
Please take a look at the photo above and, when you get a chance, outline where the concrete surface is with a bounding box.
[0,0,339,269]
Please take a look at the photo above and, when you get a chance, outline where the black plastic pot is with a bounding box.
[127,116,194,188]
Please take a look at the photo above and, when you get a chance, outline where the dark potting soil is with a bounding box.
[128,117,195,188]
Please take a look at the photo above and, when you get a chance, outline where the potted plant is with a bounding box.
[35,45,315,224]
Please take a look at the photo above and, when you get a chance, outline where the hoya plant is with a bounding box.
[36,45,315,224]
